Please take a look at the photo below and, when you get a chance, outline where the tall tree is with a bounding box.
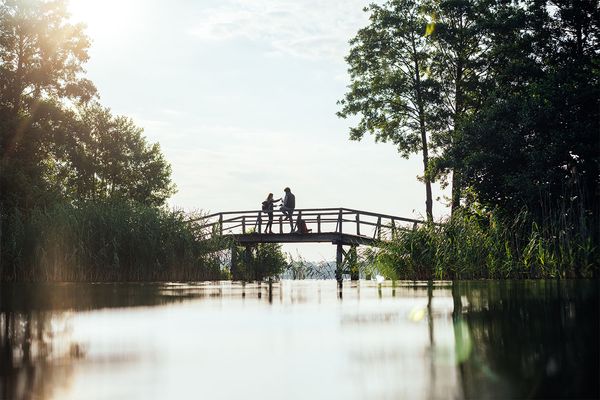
[338,0,439,222]
[0,0,95,149]
[450,0,599,221]
[57,104,176,207]
[0,0,175,208]
[0,0,96,207]
[424,0,490,212]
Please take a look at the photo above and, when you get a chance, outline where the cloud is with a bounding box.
[187,0,372,60]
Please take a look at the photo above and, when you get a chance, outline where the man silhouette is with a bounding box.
[281,187,295,232]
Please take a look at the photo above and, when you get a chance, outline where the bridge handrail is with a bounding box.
[190,207,428,226]
[195,207,345,221]
[187,207,438,243]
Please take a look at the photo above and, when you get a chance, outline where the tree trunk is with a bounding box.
[412,33,434,222]
[451,48,465,214]
[421,128,434,222]
[451,170,462,212]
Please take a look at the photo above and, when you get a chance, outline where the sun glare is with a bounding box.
[68,0,143,40]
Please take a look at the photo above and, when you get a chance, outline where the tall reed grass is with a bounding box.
[1,200,227,282]
[373,207,598,280]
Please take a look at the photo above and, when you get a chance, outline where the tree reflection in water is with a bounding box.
[452,280,599,399]
[0,282,227,400]
[0,311,78,400]
[0,281,596,399]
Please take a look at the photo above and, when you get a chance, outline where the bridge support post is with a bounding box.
[230,244,238,280]
[349,245,359,281]
[335,244,343,284]
[244,245,252,280]
[336,244,360,282]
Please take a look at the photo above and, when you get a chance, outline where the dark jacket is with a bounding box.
[283,192,295,209]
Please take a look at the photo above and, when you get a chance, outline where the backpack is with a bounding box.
[298,218,312,234]
[261,201,269,211]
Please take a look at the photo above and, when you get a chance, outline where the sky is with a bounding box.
[68,0,449,261]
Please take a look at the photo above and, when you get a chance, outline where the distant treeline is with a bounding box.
[0,0,225,281]
[339,0,599,277]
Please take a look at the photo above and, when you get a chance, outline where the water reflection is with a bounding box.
[451,280,599,399]
[1,311,77,400]
[0,280,597,399]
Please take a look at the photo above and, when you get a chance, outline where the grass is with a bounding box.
[1,200,228,282]
[372,207,598,280]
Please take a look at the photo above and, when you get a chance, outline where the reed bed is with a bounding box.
[373,208,598,280]
[1,200,227,282]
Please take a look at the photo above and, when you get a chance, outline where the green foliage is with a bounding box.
[233,242,287,281]
[58,103,176,206]
[375,207,598,280]
[0,0,96,111]
[337,0,437,220]
[338,0,493,216]
[445,0,599,219]
[0,0,175,211]
[0,200,227,282]
[341,0,598,224]
[338,0,436,155]
[0,0,95,205]
[0,0,180,282]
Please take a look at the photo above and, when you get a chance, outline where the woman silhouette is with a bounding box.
[262,193,281,234]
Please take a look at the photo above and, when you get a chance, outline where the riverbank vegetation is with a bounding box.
[341,0,598,277]
[0,0,227,281]
[230,242,287,281]
[373,207,597,280]
[1,200,226,281]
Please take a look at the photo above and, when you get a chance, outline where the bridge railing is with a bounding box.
[189,208,428,241]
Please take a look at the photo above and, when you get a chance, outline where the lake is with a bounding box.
[1,280,598,399]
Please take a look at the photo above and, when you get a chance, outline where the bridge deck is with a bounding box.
[229,232,378,246]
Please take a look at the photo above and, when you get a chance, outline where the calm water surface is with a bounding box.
[0,280,598,399]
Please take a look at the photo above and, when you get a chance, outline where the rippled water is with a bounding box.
[1,280,598,399]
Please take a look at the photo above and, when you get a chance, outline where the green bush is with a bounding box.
[231,242,287,281]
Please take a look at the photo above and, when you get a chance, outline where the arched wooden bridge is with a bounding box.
[193,208,428,280]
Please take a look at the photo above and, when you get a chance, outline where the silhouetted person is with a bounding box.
[281,187,295,231]
[296,214,312,234]
[262,193,281,234]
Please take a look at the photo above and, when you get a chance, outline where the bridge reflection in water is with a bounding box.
[192,208,429,281]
